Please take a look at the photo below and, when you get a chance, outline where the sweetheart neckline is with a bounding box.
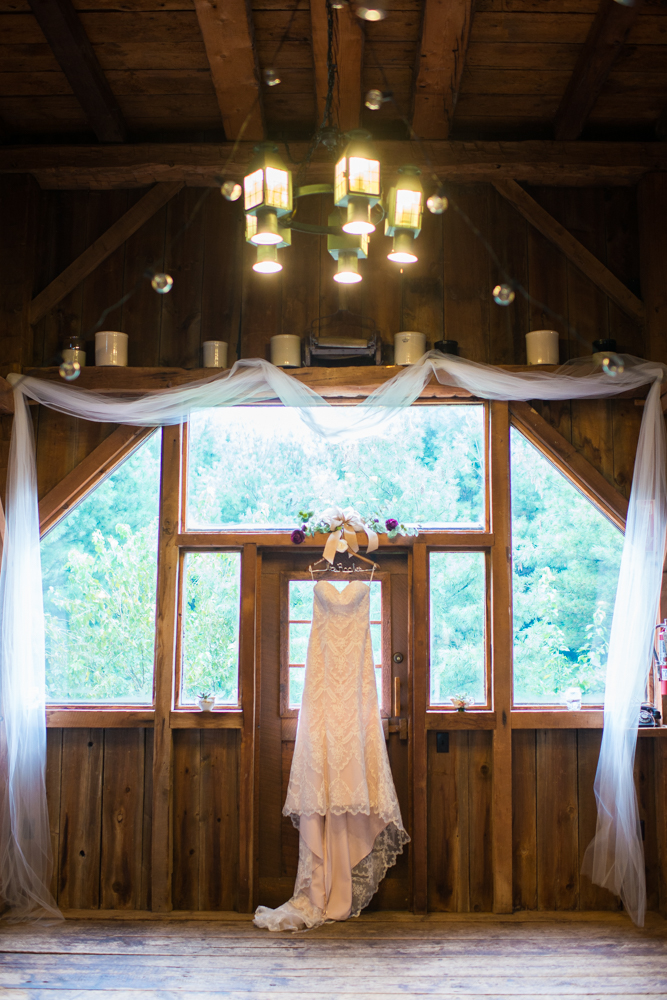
[314,580,370,594]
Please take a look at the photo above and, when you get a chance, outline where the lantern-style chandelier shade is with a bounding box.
[253,246,282,273]
[387,231,418,264]
[334,252,362,284]
[243,143,293,250]
[334,131,382,235]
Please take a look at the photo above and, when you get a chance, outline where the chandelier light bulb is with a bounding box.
[250,209,282,245]
[253,246,282,274]
[334,252,362,284]
[221,180,242,202]
[387,230,418,264]
[151,272,174,294]
[427,193,448,215]
[264,67,281,87]
[342,197,375,235]
[365,89,384,111]
[492,283,515,306]
[356,0,386,20]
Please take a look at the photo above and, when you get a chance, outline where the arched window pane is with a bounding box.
[41,432,161,704]
[510,427,624,706]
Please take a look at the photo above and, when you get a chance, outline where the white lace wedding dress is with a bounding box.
[254,580,410,931]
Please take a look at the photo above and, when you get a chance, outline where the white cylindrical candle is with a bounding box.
[62,347,86,368]
[95,331,128,366]
[202,340,228,368]
[526,329,559,365]
[394,331,426,366]
[271,334,301,368]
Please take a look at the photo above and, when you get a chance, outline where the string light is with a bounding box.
[59,359,81,381]
[356,0,386,20]
[221,181,242,202]
[427,193,448,215]
[151,273,174,294]
[492,283,515,306]
[264,67,281,86]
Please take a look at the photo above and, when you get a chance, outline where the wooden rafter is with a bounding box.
[39,424,155,536]
[554,0,643,142]
[493,179,644,323]
[193,0,263,142]
[4,142,667,190]
[412,0,473,140]
[310,0,363,132]
[29,182,183,326]
[26,0,127,144]
[510,401,628,529]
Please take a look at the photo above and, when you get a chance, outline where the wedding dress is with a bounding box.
[254,580,409,931]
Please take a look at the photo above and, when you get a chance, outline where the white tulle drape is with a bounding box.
[1,352,665,924]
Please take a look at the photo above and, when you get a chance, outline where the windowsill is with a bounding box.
[45,707,244,729]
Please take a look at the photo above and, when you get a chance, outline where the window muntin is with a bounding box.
[510,427,623,706]
[286,579,385,711]
[42,432,161,704]
[429,551,487,707]
[186,404,485,531]
[178,551,241,706]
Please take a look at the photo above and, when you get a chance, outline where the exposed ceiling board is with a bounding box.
[310,0,363,132]
[412,0,474,140]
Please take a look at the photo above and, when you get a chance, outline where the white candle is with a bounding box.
[394,331,426,365]
[271,334,301,368]
[202,341,228,368]
[95,331,128,366]
[526,329,559,365]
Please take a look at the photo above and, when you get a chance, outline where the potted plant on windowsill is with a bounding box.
[197,690,216,712]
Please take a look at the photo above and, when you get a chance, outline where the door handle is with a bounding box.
[383,677,408,741]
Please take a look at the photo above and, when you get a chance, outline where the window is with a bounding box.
[178,552,241,706]
[42,432,161,704]
[187,404,485,530]
[284,577,387,714]
[429,551,487,706]
[510,427,623,706]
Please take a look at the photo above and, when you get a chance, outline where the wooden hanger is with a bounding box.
[309,551,380,580]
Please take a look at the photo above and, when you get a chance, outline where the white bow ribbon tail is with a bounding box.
[321,505,379,564]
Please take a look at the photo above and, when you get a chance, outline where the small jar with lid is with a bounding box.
[62,335,86,369]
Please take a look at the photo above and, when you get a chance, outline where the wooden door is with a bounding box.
[257,548,411,911]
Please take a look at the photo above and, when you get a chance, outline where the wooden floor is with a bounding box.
[1,912,667,998]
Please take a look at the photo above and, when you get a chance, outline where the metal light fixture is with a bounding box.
[385,166,423,264]
[253,246,282,274]
[328,211,368,284]
[246,214,290,274]
[334,131,381,236]
[244,143,293,246]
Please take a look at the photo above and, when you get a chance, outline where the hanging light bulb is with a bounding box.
[59,359,81,381]
[427,192,448,214]
[263,67,281,86]
[385,166,422,264]
[356,0,386,20]
[331,0,348,7]
[151,272,173,294]
[365,89,384,110]
[244,143,293,247]
[492,283,515,306]
[334,251,363,284]
[334,130,381,236]
[602,352,625,376]
[221,180,242,201]
[253,246,283,274]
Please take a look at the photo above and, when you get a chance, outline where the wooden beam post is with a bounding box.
[238,543,258,912]
[412,0,473,140]
[310,0,363,131]
[151,425,182,912]
[554,0,642,142]
[493,179,644,323]
[411,541,429,914]
[490,401,513,914]
[27,0,128,144]
[193,0,263,141]
[638,173,667,364]
[29,182,183,326]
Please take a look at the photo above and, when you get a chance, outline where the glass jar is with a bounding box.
[62,335,86,368]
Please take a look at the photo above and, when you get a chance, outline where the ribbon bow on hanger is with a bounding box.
[321,505,379,565]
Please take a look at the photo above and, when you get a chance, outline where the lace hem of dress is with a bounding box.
[350,821,410,918]
[284,805,402,824]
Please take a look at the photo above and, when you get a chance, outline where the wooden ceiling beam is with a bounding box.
[193,0,264,142]
[310,0,363,132]
[26,0,127,144]
[3,142,667,189]
[412,0,473,140]
[29,181,183,325]
[493,178,644,323]
[554,0,643,142]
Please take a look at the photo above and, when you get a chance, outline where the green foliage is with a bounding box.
[510,428,622,704]
[186,405,485,529]
[429,552,486,705]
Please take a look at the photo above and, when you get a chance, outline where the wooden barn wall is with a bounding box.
[2,175,666,912]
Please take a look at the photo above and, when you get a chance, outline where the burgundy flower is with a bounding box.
[291,528,306,544]
[385,518,399,531]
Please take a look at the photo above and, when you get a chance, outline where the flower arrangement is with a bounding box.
[292,507,419,544]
